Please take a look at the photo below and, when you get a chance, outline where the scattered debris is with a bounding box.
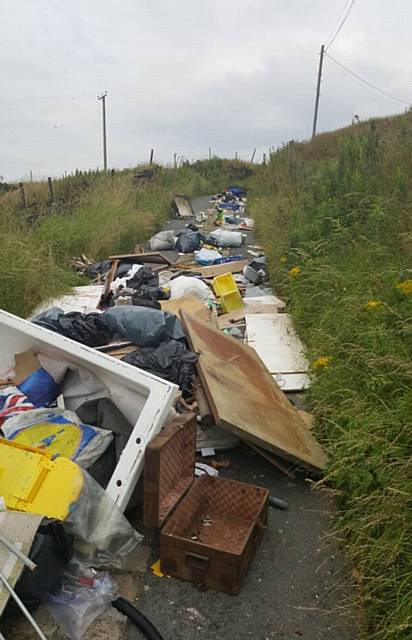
[0,187,328,636]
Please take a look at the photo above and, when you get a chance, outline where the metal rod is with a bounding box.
[0,532,37,571]
[0,571,47,640]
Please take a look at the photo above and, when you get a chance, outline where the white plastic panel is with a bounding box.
[0,310,178,511]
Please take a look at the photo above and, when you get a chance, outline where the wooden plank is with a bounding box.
[173,195,194,218]
[161,297,214,326]
[108,252,174,266]
[217,308,246,329]
[180,310,326,472]
[181,259,249,279]
[244,294,286,310]
[248,442,296,479]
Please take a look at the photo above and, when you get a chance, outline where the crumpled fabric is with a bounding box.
[32,308,113,347]
[104,305,186,346]
[122,339,197,396]
[126,265,158,291]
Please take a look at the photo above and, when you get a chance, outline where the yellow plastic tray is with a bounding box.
[0,439,84,520]
[212,273,243,313]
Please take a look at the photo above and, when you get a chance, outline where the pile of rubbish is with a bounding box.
[0,186,326,639]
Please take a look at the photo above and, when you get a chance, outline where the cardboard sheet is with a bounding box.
[181,310,326,472]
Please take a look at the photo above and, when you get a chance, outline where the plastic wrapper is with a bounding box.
[210,229,244,247]
[18,367,60,407]
[194,248,222,265]
[123,339,197,397]
[175,230,204,253]
[169,275,212,302]
[0,386,35,424]
[45,560,117,640]
[32,308,113,347]
[149,230,176,251]
[2,408,113,468]
[105,305,185,346]
[65,470,143,569]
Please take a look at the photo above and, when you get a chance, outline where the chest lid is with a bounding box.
[143,413,196,528]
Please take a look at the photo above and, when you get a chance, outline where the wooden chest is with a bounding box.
[144,415,268,594]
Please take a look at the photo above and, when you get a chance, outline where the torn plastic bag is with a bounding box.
[194,248,222,265]
[104,305,185,346]
[45,560,117,640]
[0,386,35,424]
[175,230,204,253]
[86,260,112,278]
[126,265,159,291]
[149,230,175,251]
[4,519,73,617]
[169,275,212,302]
[2,408,113,469]
[123,339,197,397]
[111,263,143,291]
[64,469,142,569]
[32,308,113,348]
[18,367,60,407]
[115,262,138,278]
[209,229,244,247]
[76,399,132,489]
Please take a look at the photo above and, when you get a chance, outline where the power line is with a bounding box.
[325,0,357,50]
[324,0,351,47]
[326,53,412,105]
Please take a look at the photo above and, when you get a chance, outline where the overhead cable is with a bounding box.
[325,0,357,50]
[326,53,412,105]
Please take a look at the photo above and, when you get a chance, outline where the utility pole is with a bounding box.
[97,92,108,170]
[312,44,325,139]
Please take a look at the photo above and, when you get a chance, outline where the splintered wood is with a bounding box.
[180,310,326,472]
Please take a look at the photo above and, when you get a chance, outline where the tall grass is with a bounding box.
[249,113,412,639]
[0,160,246,317]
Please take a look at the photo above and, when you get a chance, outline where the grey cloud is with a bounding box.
[0,0,411,179]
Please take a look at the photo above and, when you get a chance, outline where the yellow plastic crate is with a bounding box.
[0,439,84,521]
[212,273,243,313]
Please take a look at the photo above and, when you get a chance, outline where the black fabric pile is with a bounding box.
[32,308,113,347]
[123,339,198,397]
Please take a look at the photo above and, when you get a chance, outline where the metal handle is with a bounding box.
[185,551,210,570]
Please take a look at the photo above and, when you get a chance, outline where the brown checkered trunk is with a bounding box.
[144,415,269,594]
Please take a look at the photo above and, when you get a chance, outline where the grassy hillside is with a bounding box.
[0,159,242,317]
[249,113,412,639]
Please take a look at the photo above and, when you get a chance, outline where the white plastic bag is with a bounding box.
[169,276,213,302]
[210,228,244,247]
[149,230,175,251]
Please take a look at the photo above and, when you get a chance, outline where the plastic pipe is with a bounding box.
[112,597,164,640]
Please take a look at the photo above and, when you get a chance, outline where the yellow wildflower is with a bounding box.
[279,255,288,264]
[312,356,331,369]
[395,280,412,295]
[289,266,302,277]
[364,300,384,311]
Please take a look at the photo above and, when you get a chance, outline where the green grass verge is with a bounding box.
[0,159,250,317]
[249,114,412,639]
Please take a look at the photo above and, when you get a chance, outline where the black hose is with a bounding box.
[112,597,164,640]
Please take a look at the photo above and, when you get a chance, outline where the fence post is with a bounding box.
[47,177,55,204]
[149,149,154,164]
[19,182,27,208]
[250,148,256,164]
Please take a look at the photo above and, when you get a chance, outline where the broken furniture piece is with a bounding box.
[180,310,326,472]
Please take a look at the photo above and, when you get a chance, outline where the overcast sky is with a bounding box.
[1,1,411,180]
